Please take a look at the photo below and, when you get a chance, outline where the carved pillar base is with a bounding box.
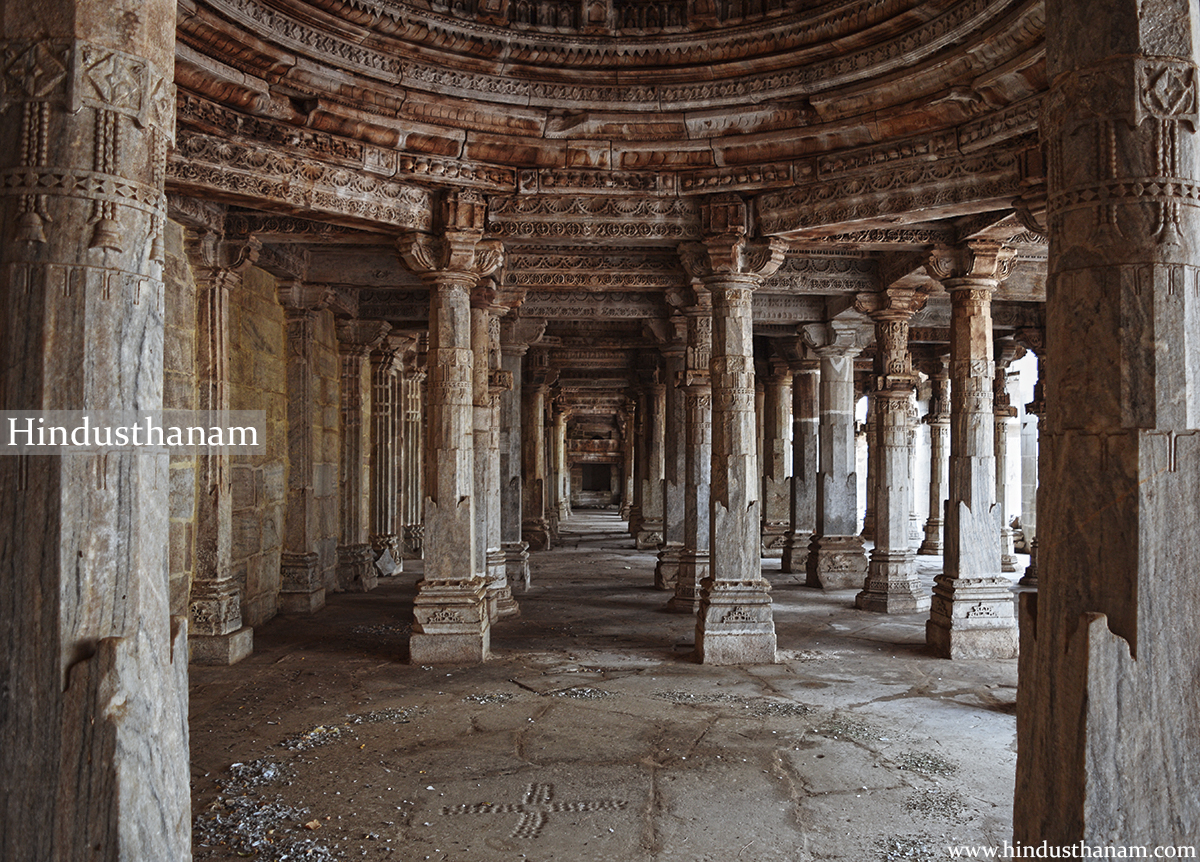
[523,518,551,552]
[805,534,868,590]
[372,536,402,576]
[780,530,812,575]
[190,627,255,666]
[1018,537,1037,587]
[917,516,944,555]
[666,550,708,614]
[487,549,519,619]
[1000,527,1018,573]
[856,550,929,614]
[402,524,424,560]
[619,501,632,520]
[695,578,777,664]
[279,552,326,614]
[409,577,492,664]
[761,522,789,559]
[548,511,561,543]
[636,518,663,550]
[926,575,1018,659]
[654,542,683,590]
[338,543,378,593]
[503,540,531,589]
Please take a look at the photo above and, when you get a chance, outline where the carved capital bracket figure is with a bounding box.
[397,190,506,664]
[923,240,1018,659]
[1017,2,1200,842]
[681,195,783,664]
[854,287,932,614]
[801,320,873,590]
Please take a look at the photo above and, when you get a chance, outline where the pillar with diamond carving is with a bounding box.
[923,242,1017,659]
[500,319,544,588]
[1016,2,1200,839]
[0,4,192,855]
[337,319,389,593]
[397,191,503,664]
[917,353,951,555]
[782,351,819,575]
[803,321,871,589]
[855,289,930,613]
[679,195,785,664]
[667,290,713,613]
[187,236,256,664]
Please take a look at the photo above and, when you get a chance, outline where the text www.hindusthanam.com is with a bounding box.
[948,844,1197,859]
[1,412,266,452]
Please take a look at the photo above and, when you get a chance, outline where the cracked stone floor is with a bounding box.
[189,509,1025,862]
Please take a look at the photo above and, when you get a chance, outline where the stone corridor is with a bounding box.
[190,510,1022,861]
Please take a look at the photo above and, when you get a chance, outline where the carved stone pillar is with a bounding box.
[369,335,408,576]
[337,320,390,593]
[860,391,877,542]
[1016,6,1200,840]
[400,355,426,560]
[500,319,544,588]
[522,350,554,552]
[626,385,646,539]
[1015,327,1044,587]
[471,286,516,619]
[188,237,256,664]
[803,321,871,589]
[619,405,636,521]
[397,191,503,664]
[855,289,931,613]
[993,338,1025,574]
[549,396,570,535]
[656,334,687,590]
[917,354,951,555]
[679,196,785,664]
[760,360,793,558]
[0,11,191,857]
[924,242,1017,659]
[636,375,666,550]
[906,397,923,547]
[667,291,713,613]
[782,353,819,575]
[279,281,333,614]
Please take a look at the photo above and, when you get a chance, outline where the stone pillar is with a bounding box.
[917,354,951,555]
[924,242,1017,659]
[860,392,877,542]
[0,6,191,855]
[906,397,923,547]
[760,360,793,558]
[397,191,503,664]
[993,338,1024,574]
[1015,327,1044,587]
[188,237,255,664]
[1016,3,1200,840]
[782,354,819,574]
[626,385,646,538]
[279,281,333,614]
[636,375,666,549]
[549,396,570,531]
[369,335,408,577]
[400,354,426,560]
[619,404,636,521]
[667,291,713,613]
[521,350,554,551]
[656,334,687,589]
[679,195,785,664]
[500,319,544,588]
[337,320,389,593]
[854,289,930,613]
[803,321,871,589]
[471,286,516,619]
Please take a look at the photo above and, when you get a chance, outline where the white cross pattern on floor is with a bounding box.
[440,782,627,839]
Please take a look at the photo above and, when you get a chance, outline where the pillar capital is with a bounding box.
[679,236,788,283]
[337,319,391,356]
[801,320,872,359]
[277,279,333,314]
[854,285,928,322]
[500,318,547,354]
[925,241,1016,286]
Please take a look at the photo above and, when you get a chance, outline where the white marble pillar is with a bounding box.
[924,242,1017,659]
[680,197,785,664]
[782,354,819,575]
[397,191,503,664]
[803,321,872,589]
[855,288,930,613]
[917,354,951,555]
[760,360,793,558]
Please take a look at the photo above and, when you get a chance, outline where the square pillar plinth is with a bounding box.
[279,552,326,614]
[695,580,778,664]
[926,575,1018,659]
[189,626,254,665]
[409,578,492,664]
[856,550,930,614]
[806,534,868,590]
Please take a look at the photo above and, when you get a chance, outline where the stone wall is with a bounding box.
[228,267,288,626]
[164,220,198,618]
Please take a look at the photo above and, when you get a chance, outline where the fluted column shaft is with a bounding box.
[400,360,426,559]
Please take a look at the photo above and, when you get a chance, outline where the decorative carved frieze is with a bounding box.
[519,290,663,318]
[488,195,699,241]
[763,253,879,293]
